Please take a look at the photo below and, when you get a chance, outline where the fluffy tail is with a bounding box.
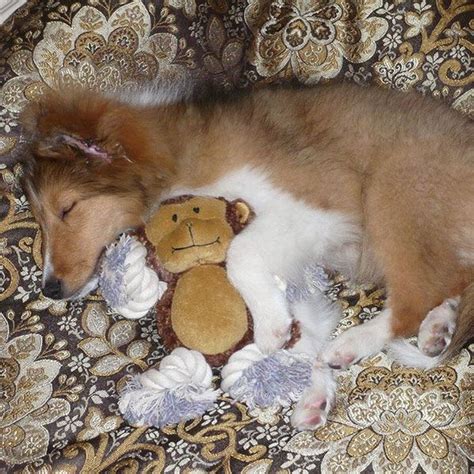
[388,282,474,369]
[107,70,220,108]
[109,73,197,107]
[441,282,474,360]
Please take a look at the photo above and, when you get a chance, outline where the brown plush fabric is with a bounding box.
[160,195,254,235]
[146,196,254,366]
[146,196,239,273]
[172,265,249,355]
[0,0,472,472]
[156,269,254,366]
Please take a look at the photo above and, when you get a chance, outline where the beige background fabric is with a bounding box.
[0,0,472,472]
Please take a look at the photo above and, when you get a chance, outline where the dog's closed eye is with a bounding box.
[60,201,77,220]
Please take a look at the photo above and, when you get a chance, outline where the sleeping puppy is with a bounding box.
[20,84,473,430]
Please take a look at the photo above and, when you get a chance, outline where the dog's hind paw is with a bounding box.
[291,390,332,431]
[418,298,459,357]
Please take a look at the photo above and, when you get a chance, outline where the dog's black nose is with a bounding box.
[42,278,63,299]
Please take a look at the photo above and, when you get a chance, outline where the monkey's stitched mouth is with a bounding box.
[172,236,221,253]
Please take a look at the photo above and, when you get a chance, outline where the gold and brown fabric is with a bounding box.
[0,1,472,472]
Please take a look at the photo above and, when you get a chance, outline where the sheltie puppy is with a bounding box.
[20,83,473,430]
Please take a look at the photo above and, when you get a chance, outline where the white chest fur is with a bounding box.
[167,166,361,278]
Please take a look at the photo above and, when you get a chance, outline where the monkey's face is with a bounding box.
[145,196,250,273]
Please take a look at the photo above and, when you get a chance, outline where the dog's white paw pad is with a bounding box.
[322,325,380,369]
[418,300,458,357]
[419,322,455,356]
[291,394,330,431]
[327,353,358,370]
[322,340,360,369]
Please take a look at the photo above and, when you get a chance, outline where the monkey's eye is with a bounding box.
[193,207,200,214]
[60,202,77,220]
[172,214,178,222]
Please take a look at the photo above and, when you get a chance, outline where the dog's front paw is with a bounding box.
[291,389,332,431]
[321,333,362,370]
[322,311,392,369]
[418,298,458,357]
[254,319,292,354]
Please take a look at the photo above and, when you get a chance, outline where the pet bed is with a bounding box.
[0,0,472,471]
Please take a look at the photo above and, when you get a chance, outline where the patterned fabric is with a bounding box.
[0,0,472,471]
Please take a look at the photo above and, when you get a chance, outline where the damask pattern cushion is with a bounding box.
[0,0,472,472]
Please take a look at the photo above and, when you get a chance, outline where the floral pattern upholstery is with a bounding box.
[0,0,472,472]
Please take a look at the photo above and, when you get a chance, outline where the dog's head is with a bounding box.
[20,90,175,300]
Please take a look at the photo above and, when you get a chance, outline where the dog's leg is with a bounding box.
[322,308,393,369]
[289,291,340,430]
[320,297,461,369]
[291,365,336,430]
[289,290,341,357]
[418,297,460,356]
[227,233,293,354]
[342,155,471,367]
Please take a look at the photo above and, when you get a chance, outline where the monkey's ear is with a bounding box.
[233,200,252,225]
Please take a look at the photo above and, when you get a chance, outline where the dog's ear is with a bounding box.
[20,88,175,175]
[20,91,130,165]
[26,131,123,165]
[35,133,123,164]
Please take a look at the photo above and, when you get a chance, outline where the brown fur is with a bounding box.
[21,84,474,359]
